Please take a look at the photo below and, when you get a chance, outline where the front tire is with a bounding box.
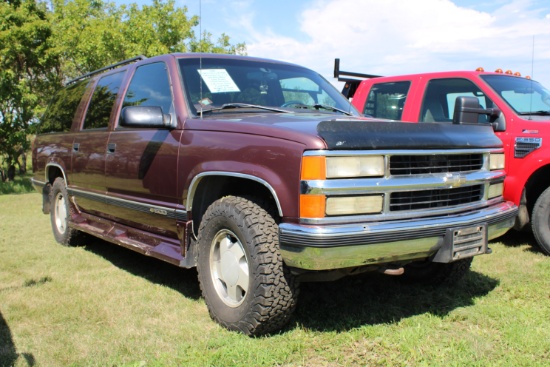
[50,177,81,246]
[531,186,550,255]
[196,196,298,336]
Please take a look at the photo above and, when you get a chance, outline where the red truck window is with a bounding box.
[364,81,410,120]
[421,78,494,124]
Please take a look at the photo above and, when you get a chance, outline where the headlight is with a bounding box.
[488,182,504,199]
[489,153,505,170]
[326,195,384,216]
[326,156,385,178]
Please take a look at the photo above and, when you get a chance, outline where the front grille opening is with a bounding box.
[390,185,483,211]
[390,154,483,175]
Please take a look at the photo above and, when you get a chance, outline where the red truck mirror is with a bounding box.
[452,96,504,131]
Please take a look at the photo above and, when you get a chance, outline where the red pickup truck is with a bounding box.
[31,54,517,336]
[336,59,550,255]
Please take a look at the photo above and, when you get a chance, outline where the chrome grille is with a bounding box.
[390,154,483,175]
[390,185,483,211]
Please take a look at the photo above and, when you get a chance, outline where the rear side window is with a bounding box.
[83,71,125,130]
[364,81,410,120]
[39,80,89,133]
[121,62,173,114]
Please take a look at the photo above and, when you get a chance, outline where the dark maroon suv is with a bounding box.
[32,53,517,335]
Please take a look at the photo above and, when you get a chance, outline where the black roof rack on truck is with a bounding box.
[66,55,147,86]
[334,58,381,99]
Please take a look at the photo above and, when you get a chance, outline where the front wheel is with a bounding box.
[401,257,473,285]
[531,186,550,255]
[196,196,299,336]
[50,177,81,246]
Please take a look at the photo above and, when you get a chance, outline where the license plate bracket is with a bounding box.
[433,224,488,263]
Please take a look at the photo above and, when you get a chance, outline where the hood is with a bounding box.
[184,113,502,150]
[318,120,503,150]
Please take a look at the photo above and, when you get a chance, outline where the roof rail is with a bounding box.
[334,58,382,99]
[66,55,147,85]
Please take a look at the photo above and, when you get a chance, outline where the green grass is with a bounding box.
[1,193,549,366]
[0,173,34,195]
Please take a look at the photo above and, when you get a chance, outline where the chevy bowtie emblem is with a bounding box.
[443,173,467,188]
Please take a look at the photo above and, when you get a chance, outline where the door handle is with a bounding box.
[107,143,116,153]
[73,143,80,152]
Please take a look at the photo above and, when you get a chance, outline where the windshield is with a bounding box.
[178,57,358,116]
[481,74,550,115]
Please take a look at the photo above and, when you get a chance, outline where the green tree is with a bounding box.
[0,0,58,179]
[0,0,246,180]
[48,0,247,80]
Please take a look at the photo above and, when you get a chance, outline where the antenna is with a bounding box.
[529,35,535,119]
[199,0,203,119]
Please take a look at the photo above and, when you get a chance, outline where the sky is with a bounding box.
[115,0,550,89]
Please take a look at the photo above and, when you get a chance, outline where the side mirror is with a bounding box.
[452,96,505,132]
[120,106,173,128]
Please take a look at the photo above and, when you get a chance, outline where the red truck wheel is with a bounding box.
[531,187,550,256]
[196,196,299,336]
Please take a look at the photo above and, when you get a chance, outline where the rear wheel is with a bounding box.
[50,177,81,246]
[531,186,550,255]
[401,257,473,285]
[196,196,298,336]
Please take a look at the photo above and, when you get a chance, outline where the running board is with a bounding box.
[68,211,197,268]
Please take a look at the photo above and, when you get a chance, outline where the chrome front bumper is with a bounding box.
[279,201,517,271]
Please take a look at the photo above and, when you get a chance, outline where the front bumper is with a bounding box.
[279,201,517,270]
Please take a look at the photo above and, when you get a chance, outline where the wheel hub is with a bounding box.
[210,229,250,307]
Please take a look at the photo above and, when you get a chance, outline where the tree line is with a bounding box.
[0,0,246,181]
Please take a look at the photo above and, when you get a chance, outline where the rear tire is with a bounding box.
[50,177,81,246]
[401,257,473,285]
[196,196,298,336]
[531,187,550,255]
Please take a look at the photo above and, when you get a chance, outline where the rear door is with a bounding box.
[70,71,126,215]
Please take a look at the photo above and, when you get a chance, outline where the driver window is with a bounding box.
[421,78,493,123]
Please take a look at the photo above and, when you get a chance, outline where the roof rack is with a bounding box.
[334,58,382,99]
[66,55,147,85]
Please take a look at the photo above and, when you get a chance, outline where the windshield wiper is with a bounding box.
[198,103,291,115]
[312,104,353,116]
[282,102,354,116]
[519,110,550,116]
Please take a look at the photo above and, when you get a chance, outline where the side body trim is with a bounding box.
[68,188,187,221]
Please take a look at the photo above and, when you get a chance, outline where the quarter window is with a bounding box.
[40,80,89,133]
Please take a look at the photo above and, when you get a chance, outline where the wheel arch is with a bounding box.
[45,163,68,186]
[524,163,550,217]
[187,172,283,237]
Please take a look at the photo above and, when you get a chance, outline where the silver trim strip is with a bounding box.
[303,148,504,157]
[68,187,187,221]
[186,171,283,217]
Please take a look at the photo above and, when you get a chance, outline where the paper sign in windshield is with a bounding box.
[198,69,240,93]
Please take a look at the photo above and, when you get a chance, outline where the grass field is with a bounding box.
[1,192,549,366]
